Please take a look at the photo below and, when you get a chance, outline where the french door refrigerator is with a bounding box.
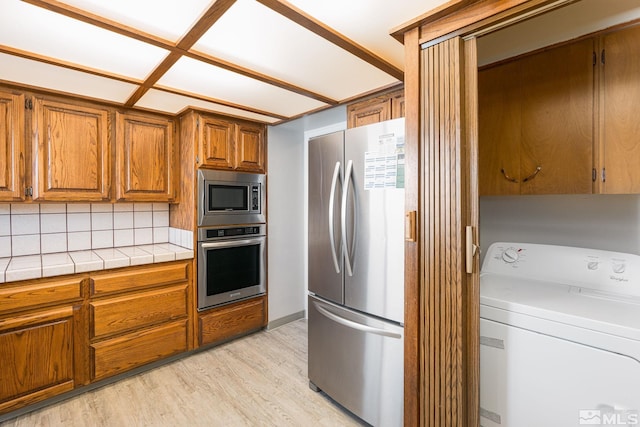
[308,118,405,427]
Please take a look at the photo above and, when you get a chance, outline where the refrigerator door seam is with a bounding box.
[313,301,402,339]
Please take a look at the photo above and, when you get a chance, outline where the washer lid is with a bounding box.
[481,273,640,342]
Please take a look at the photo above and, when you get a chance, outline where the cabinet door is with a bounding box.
[116,113,175,202]
[520,39,594,195]
[235,122,265,173]
[0,91,25,202]
[391,90,405,119]
[478,60,521,196]
[32,98,110,201]
[199,117,235,170]
[0,306,76,414]
[601,25,640,194]
[347,98,391,128]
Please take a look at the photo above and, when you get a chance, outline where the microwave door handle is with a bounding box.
[341,160,354,277]
[328,161,341,274]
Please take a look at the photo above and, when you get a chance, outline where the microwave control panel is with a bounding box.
[251,185,260,211]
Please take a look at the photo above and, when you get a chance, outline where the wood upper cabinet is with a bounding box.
[600,25,640,194]
[32,98,111,201]
[479,38,594,195]
[235,122,265,173]
[347,88,404,128]
[199,116,235,170]
[116,112,176,202]
[197,114,266,173]
[0,90,25,202]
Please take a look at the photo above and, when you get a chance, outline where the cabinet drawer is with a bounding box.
[91,319,187,381]
[91,284,187,339]
[199,297,265,346]
[90,262,189,296]
[0,277,83,314]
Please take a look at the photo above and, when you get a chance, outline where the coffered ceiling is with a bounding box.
[0,0,446,123]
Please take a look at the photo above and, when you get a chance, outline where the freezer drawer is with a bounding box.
[308,295,403,427]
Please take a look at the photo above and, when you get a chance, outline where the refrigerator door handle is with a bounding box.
[314,301,402,339]
[341,160,355,276]
[328,161,342,274]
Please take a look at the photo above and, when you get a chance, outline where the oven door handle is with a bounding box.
[200,238,264,249]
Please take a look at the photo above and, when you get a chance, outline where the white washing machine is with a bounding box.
[480,242,640,427]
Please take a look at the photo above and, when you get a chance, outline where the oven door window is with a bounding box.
[205,244,260,295]
[209,185,247,211]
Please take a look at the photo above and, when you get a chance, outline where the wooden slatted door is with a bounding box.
[405,35,479,426]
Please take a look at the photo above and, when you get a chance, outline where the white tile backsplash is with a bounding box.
[42,233,68,254]
[92,230,113,249]
[0,215,9,236]
[12,214,40,235]
[11,204,39,214]
[41,213,67,234]
[12,234,41,256]
[1,203,182,257]
[134,211,153,228]
[91,212,113,231]
[0,236,11,258]
[68,231,91,251]
[68,213,91,232]
[114,212,133,229]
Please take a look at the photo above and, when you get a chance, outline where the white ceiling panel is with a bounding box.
[157,56,328,118]
[58,0,214,43]
[286,0,447,68]
[193,0,399,101]
[0,0,168,79]
[0,53,138,102]
[136,89,281,123]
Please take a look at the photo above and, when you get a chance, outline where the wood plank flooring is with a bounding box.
[1,320,365,427]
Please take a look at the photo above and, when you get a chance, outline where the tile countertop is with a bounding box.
[0,243,193,284]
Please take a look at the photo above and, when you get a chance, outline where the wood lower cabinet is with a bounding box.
[115,112,176,202]
[347,88,404,128]
[88,261,191,382]
[32,97,111,201]
[194,112,266,173]
[0,276,85,414]
[199,296,266,347]
[0,90,25,202]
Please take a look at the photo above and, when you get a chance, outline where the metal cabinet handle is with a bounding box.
[314,302,402,339]
[500,168,519,183]
[328,162,341,274]
[522,166,542,182]
[341,160,355,277]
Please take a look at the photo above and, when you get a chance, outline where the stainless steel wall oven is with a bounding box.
[197,225,266,310]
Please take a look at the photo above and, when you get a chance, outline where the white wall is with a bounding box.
[480,194,640,265]
[266,106,346,326]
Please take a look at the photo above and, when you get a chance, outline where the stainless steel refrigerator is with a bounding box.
[307,118,405,427]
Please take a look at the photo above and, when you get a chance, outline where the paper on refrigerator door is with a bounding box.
[364,134,405,190]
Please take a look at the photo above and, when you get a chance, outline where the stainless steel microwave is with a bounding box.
[197,169,265,226]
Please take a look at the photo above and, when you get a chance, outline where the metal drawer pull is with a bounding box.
[522,166,542,182]
[500,168,518,183]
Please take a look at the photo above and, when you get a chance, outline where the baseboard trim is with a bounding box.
[267,310,306,330]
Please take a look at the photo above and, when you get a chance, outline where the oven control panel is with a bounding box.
[198,224,266,241]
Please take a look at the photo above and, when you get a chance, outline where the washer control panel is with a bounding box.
[482,242,640,298]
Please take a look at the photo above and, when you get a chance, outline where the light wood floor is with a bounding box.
[1,320,365,427]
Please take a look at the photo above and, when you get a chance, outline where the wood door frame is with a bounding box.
[400,1,580,425]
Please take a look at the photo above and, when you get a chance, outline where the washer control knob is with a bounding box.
[587,261,599,270]
[502,248,519,264]
[612,263,626,274]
